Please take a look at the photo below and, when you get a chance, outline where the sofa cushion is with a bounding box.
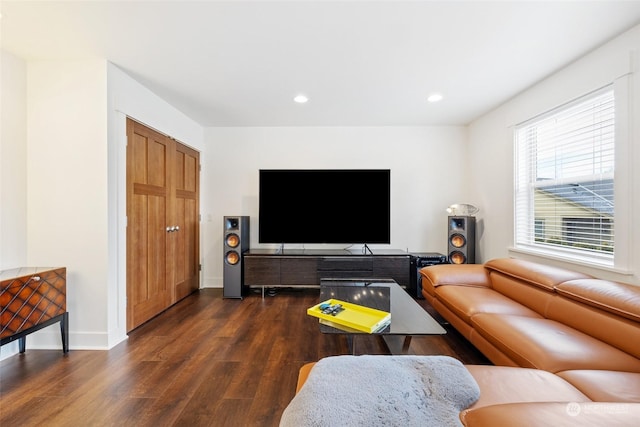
[489,273,556,316]
[430,297,476,340]
[468,329,521,367]
[465,365,590,410]
[470,313,640,373]
[485,258,592,291]
[556,370,640,403]
[460,402,640,427]
[546,291,640,360]
[556,279,640,322]
[435,286,541,323]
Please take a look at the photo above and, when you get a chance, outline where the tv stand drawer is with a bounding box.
[243,257,280,286]
[317,271,375,280]
[317,256,373,272]
[281,258,318,285]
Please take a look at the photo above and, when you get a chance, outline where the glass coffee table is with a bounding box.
[318,279,446,354]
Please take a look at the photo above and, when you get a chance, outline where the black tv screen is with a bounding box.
[259,169,391,244]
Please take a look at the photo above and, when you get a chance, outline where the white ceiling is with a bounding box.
[2,1,640,127]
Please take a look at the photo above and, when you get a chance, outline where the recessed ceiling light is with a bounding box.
[427,93,443,103]
[294,94,309,104]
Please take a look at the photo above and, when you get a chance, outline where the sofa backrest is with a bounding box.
[485,258,592,290]
[484,258,592,316]
[546,279,640,359]
[487,272,555,316]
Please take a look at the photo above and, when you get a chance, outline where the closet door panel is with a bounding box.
[173,142,200,302]
[127,120,172,331]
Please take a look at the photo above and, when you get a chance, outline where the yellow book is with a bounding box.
[307,299,391,334]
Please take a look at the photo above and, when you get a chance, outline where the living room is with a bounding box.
[1,1,640,424]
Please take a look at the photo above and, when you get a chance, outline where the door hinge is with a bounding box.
[199,264,202,271]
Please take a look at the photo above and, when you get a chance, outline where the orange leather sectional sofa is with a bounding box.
[291,257,640,426]
[420,257,640,425]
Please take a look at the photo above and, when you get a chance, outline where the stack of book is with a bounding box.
[307,299,391,333]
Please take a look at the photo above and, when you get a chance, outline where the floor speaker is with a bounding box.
[448,216,476,264]
[223,216,250,298]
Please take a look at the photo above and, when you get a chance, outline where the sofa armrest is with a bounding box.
[420,264,491,297]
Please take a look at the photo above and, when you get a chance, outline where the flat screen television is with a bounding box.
[259,169,391,244]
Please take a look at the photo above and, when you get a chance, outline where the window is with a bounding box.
[534,219,545,242]
[563,217,613,250]
[514,86,615,264]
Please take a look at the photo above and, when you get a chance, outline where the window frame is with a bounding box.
[512,80,631,271]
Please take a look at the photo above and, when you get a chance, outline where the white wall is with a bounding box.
[24,61,206,351]
[0,58,205,359]
[25,60,110,350]
[106,63,204,347]
[468,25,640,284]
[201,126,469,288]
[0,51,27,269]
[0,51,28,358]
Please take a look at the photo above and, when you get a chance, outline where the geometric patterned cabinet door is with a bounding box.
[0,267,68,353]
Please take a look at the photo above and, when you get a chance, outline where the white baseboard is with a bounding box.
[202,276,223,288]
[0,342,20,361]
[0,329,128,359]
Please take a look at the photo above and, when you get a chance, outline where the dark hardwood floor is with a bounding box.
[0,287,489,427]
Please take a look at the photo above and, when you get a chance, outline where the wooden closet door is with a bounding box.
[126,119,174,331]
[172,141,200,302]
[126,119,200,331]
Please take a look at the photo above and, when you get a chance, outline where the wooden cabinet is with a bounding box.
[0,267,68,353]
[244,250,410,290]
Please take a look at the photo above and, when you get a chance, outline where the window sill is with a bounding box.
[508,246,633,276]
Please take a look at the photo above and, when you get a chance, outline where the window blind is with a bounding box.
[515,87,615,261]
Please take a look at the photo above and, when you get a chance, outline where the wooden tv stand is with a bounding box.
[243,249,411,295]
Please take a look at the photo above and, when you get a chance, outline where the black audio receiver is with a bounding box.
[410,252,448,298]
